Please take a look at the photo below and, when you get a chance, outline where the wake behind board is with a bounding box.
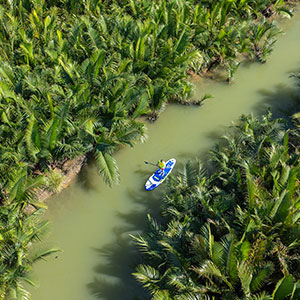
[145,158,176,191]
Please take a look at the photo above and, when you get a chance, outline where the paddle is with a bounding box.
[144,161,158,167]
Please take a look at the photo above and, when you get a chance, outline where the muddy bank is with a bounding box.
[26,156,86,213]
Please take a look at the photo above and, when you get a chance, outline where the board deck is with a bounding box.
[145,158,176,191]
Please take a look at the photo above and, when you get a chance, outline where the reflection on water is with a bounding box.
[30,9,300,300]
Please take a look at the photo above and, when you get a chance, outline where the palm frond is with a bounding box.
[272,276,294,300]
[153,289,172,300]
[132,264,160,287]
[237,261,253,297]
[250,262,274,292]
[29,248,62,263]
[94,150,120,186]
[248,291,272,300]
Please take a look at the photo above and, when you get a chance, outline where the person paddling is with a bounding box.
[157,159,166,175]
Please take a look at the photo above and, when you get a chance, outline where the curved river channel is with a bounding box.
[30,9,300,300]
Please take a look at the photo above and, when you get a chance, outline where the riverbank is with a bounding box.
[26,156,86,213]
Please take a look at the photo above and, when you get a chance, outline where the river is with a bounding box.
[30,9,300,300]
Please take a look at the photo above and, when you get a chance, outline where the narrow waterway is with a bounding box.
[30,10,300,300]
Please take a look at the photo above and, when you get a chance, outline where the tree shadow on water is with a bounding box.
[86,187,165,300]
[77,158,101,192]
[254,82,300,123]
[198,82,300,166]
[87,236,149,300]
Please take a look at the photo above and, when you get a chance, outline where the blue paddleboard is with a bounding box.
[145,158,176,191]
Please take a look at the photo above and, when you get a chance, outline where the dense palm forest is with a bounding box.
[0,0,298,299]
[0,0,295,199]
[133,111,300,299]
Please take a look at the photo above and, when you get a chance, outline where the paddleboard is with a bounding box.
[145,158,176,191]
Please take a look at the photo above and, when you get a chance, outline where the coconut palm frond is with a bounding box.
[115,121,147,147]
[94,150,120,186]
[133,264,160,286]
[6,167,28,202]
[272,275,294,300]
[10,282,31,300]
[29,247,62,263]
[221,234,238,282]
[192,260,232,289]
[184,160,199,189]
[250,262,274,292]
[237,261,253,297]
[152,289,172,300]
[248,291,272,300]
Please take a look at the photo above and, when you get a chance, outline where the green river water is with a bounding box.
[30,10,300,300]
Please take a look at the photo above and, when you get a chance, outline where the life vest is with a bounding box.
[158,160,166,169]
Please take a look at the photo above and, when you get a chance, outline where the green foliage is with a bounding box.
[272,276,294,300]
[45,168,64,193]
[0,205,60,299]
[133,113,300,299]
[94,150,120,186]
[0,0,296,298]
[0,0,294,202]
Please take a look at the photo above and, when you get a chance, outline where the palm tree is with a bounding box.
[0,204,60,300]
[0,1,297,298]
[133,113,300,299]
